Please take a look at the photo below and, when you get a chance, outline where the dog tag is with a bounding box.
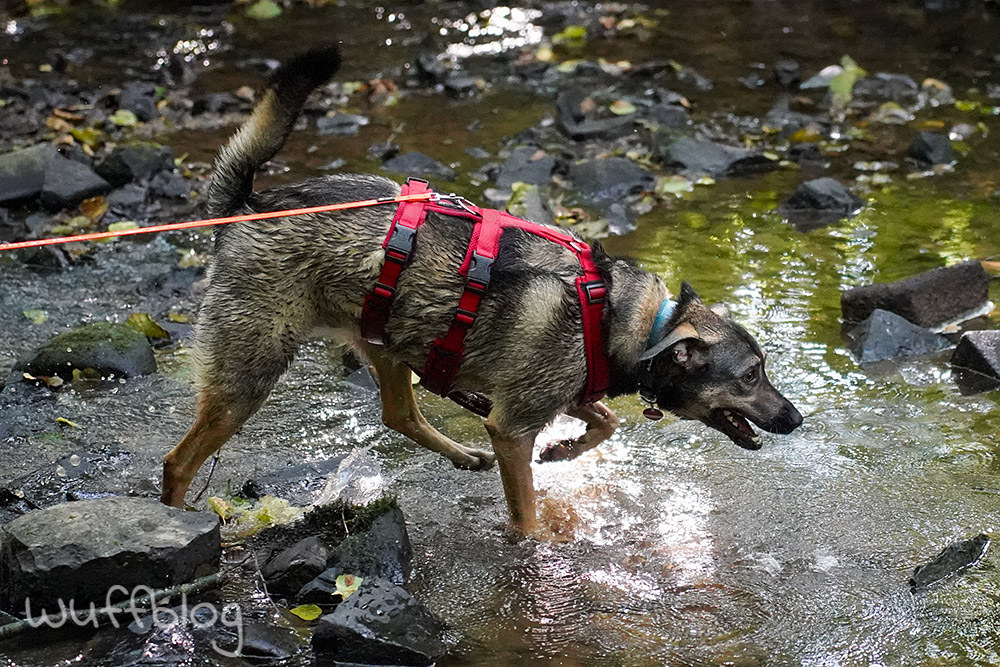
[643,407,663,421]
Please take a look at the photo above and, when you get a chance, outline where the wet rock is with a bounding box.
[950,330,1000,393]
[96,142,174,186]
[317,113,369,136]
[367,141,400,162]
[773,59,802,88]
[107,183,148,212]
[556,88,637,140]
[569,156,653,233]
[261,536,331,598]
[118,81,158,122]
[382,152,456,182]
[910,534,989,592]
[0,496,220,611]
[242,451,383,507]
[655,135,775,177]
[327,505,412,587]
[788,143,825,164]
[319,158,347,171]
[192,92,242,115]
[778,177,864,229]
[846,309,949,363]
[494,146,555,188]
[415,52,448,86]
[854,73,919,104]
[4,446,134,516]
[444,74,480,97]
[40,156,112,211]
[908,131,955,165]
[19,321,157,380]
[763,98,817,136]
[0,143,57,204]
[220,622,307,662]
[841,260,990,327]
[312,577,447,666]
[465,146,490,160]
[296,566,344,606]
[506,183,553,225]
[149,171,190,198]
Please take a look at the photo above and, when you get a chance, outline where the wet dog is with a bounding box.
[160,47,803,536]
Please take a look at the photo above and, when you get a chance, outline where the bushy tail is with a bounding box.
[208,45,342,217]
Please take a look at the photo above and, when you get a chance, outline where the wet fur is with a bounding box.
[161,46,801,536]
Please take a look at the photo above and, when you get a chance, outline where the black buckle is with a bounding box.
[385,224,416,263]
[466,252,494,293]
[583,280,606,304]
[405,177,429,187]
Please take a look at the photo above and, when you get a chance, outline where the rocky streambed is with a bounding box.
[2,0,1000,665]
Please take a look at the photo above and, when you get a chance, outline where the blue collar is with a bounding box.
[645,299,677,353]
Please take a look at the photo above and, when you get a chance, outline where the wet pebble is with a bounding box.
[908,131,955,165]
[845,309,949,363]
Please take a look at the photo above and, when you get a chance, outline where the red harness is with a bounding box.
[360,179,610,413]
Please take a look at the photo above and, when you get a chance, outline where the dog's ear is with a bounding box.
[640,322,701,361]
[678,282,704,307]
[709,302,732,319]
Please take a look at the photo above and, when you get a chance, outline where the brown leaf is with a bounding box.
[52,108,84,122]
[79,196,109,223]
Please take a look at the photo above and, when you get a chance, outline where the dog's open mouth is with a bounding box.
[708,408,762,450]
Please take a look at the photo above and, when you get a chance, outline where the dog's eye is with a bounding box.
[744,368,758,383]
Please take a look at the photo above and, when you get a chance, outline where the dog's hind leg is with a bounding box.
[537,401,619,463]
[363,345,495,471]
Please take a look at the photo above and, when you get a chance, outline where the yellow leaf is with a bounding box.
[125,313,170,339]
[206,496,233,520]
[609,100,637,116]
[335,574,363,599]
[80,196,109,223]
[289,604,323,621]
[23,309,49,324]
[56,417,82,428]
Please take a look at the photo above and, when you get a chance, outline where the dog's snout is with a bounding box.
[771,404,803,434]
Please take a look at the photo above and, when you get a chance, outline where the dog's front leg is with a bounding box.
[484,419,539,537]
[538,401,619,463]
[364,345,495,470]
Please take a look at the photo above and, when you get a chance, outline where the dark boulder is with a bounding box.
[118,81,159,122]
[96,142,174,186]
[296,566,344,607]
[841,260,990,327]
[853,73,919,105]
[312,577,447,666]
[910,534,990,592]
[569,156,654,233]
[107,183,148,212]
[262,536,331,598]
[0,497,220,611]
[908,131,955,165]
[556,88,636,140]
[19,321,157,381]
[846,309,949,363]
[327,505,412,587]
[40,156,112,211]
[367,141,400,162]
[382,152,456,181]
[0,143,57,204]
[494,146,555,188]
[149,171,190,198]
[317,114,369,136]
[655,135,775,177]
[778,177,865,229]
[950,330,1000,394]
[773,59,802,88]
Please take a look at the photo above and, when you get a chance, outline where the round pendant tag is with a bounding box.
[643,407,664,421]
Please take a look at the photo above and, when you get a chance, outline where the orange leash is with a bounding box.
[0,192,437,252]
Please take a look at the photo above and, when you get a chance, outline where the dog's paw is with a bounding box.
[537,439,577,463]
[453,448,495,471]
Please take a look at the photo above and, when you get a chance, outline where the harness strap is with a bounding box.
[360,179,430,345]
[421,208,503,396]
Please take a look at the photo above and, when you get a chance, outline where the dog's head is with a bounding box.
[639,283,802,450]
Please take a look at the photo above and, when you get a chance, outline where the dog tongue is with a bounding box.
[726,410,755,435]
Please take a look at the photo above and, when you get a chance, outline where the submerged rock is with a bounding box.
[778,177,864,228]
[846,309,949,363]
[382,152,456,181]
[261,535,331,598]
[19,321,156,380]
[312,577,448,666]
[950,330,1000,394]
[327,505,412,587]
[655,135,775,177]
[317,113,369,137]
[841,260,991,328]
[556,88,636,140]
[910,534,990,592]
[0,496,220,611]
[908,131,955,165]
[569,157,654,233]
[494,146,555,188]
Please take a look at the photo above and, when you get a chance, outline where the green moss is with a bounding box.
[45,322,146,355]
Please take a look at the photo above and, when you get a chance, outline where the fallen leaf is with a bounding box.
[80,196,109,223]
[289,604,323,621]
[69,127,103,148]
[246,0,282,20]
[207,496,233,520]
[109,109,138,127]
[23,309,49,324]
[552,25,587,48]
[609,100,637,116]
[56,417,82,428]
[101,220,140,242]
[335,574,363,600]
[126,313,170,339]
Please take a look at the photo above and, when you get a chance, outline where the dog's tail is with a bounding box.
[208,45,342,217]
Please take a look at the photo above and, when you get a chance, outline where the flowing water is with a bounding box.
[2,1,1000,665]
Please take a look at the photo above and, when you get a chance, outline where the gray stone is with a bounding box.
[107,183,148,210]
[846,309,949,363]
[0,144,57,204]
[96,143,174,186]
[495,146,555,188]
[774,59,802,88]
[506,183,553,225]
[261,536,330,598]
[328,505,412,587]
[950,330,1000,394]
[317,114,369,136]
[118,82,159,122]
[854,73,919,104]
[19,321,157,380]
[656,136,775,177]
[569,157,653,203]
[149,171,190,199]
[296,566,344,606]
[382,152,456,181]
[910,534,989,592]
[0,497,220,610]
[779,177,865,229]
[40,156,111,211]
[444,74,480,97]
[312,577,447,666]
[555,88,637,140]
[908,131,955,165]
[841,260,990,328]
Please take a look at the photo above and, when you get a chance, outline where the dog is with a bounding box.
[160,47,803,537]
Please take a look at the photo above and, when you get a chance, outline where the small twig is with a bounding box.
[192,451,223,504]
